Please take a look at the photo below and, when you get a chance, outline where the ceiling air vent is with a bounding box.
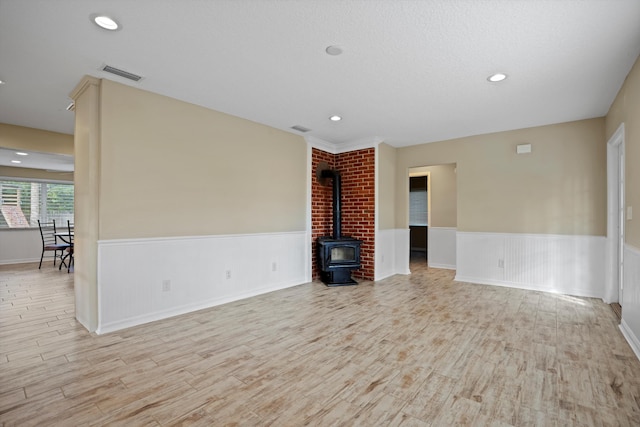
[291,125,311,133]
[101,65,143,82]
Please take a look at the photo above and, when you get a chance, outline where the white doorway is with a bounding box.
[606,123,625,306]
[409,173,430,263]
[408,164,457,270]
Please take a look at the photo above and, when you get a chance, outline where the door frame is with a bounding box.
[408,171,431,260]
[605,123,625,304]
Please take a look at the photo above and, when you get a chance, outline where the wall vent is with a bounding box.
[291,125,311,133]
[101,65,143,82]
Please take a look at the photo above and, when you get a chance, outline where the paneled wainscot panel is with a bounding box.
[456,232,605,298]
[620,244,640,360]
[375,229,410,281]
[97,232,308,333]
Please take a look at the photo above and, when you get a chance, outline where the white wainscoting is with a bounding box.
[455,232,605,298]
[428,227,456,270]
[97,231,308,334]
[375,229,410,281]
[0,228,42,265]
[620,244,640,361]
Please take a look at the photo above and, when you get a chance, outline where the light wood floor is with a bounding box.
[1,261,640,426]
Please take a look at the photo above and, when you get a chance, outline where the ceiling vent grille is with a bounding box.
[101,65,143,82]
[291,125,311,133]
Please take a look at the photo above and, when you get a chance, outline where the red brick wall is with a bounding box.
[336,148,375,280]
[311,147,375,281]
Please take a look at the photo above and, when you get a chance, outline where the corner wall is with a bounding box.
[71,77,310,333]
[606,54,640,359]
[311,147,375,281]
[0,123,74,265]
[394,118,607,299]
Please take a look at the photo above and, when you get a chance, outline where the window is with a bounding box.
[409,189,428,226]
[0,179,74,228]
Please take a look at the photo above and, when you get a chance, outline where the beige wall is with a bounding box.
[99,79,308,239]
[0,123,74,181]
[410,164,457,228]
[70,76,102,332]
[377,142,396,230]
[395,118,606,235]
[0,166,73,182]
[606,55,640,248]
[0,123,73,155]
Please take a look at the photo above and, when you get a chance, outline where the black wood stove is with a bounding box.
[316,164,362,286]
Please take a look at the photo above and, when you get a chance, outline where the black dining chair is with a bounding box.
[38,219,71,269]
[58,220,74,273]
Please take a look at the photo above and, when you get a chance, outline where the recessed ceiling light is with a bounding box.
[15,152,28,156]
[11,160,21,164]
[92,15,119,31]
[326,45,344,56]
[329,115,342,121]
[0,79,5,85]
[488,73,507,82]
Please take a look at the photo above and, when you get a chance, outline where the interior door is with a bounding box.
[618,142,625,305]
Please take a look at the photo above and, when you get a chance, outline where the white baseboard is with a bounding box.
[455,231,605,299]
[97,279,303,335]
[0,257,40,265]
[96,231,308,334]
[620,319,640,362]
[454,274,602,298]
[429,262,457,270]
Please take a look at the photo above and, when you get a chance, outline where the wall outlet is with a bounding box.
[271,262,277,272]
[498,259,504,268]
[162,279,171,292]
[226,270,231,279]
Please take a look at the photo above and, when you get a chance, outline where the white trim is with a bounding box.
[96,231,308,334]
[455,231,605,299]
[620,319,640,362]
[306,143,313,283]
[0,257,40,265]
[305,135,337,154]
[374,145,380,277]
[305,135,381,155]
[335,136,382,154]
[605,122,625,303]
[97,230,305,245]
[454,275,603,299]
[97,279,303,335]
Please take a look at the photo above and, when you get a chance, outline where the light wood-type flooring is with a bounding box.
[2,261,640,426]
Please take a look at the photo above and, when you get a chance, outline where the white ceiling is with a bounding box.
[1,0,639,153]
